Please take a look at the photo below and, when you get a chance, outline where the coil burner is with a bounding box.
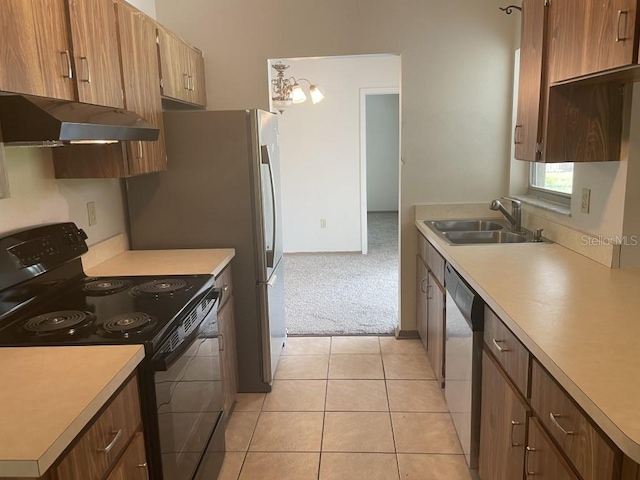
[23,310,95,336]
[99,312,156,338]
[130,279,190,297]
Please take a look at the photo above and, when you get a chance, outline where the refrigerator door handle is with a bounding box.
[261,144,277,269]
[258,274,277,287]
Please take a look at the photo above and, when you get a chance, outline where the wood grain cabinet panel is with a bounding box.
[67,0,124,108]
[483,306,530,397]
[531,359,622,480]
[53,0,167,178]
[426,271,445,387]
[425,241,445,287]
[105,432,147,480]
[479,349,529,480]
[514,0,547,161]
[416,256,428,351]
[216,265,238,416]
[157,26,206,107]
[526,417,580,480]
[54,376,142,480]
[548,0,640,84]
[0,0,75,100]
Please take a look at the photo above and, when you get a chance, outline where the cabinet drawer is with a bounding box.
[426,241,444,286]
[483,306,530,396]
[55,375,142,480]
[215,264,234,311]
[531,360,621,480]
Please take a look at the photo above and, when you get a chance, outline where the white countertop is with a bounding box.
[416,218,640,463]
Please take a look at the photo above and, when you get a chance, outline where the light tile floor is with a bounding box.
[219,336,472,480]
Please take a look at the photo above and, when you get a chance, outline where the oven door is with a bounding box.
[153,297,224,480]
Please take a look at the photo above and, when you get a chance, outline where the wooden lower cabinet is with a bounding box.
[44,375,145,480]
[426,271,445,388]
[416,256,428,351]
[526,417,580,480]
[219,294,238,415]
[479,349,529,480]
[216,264,238,416]
[105,432,147,480]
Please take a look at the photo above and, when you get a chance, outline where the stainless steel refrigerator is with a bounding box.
[126,109,286,393]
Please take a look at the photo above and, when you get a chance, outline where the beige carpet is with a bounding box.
[284,212,398,335]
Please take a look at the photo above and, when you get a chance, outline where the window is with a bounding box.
[528,163,573,206]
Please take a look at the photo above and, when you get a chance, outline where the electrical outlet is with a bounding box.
[320,219,327,228]
[87,201,97,226]
[581,188,591,214]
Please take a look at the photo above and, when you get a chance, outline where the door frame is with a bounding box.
[359,87,401,254]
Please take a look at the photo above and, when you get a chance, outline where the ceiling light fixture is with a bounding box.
[271,61,325,114]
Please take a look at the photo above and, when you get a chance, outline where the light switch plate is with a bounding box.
[581,188,591,214]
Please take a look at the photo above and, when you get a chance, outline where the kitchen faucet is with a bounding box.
[490,197,523,233]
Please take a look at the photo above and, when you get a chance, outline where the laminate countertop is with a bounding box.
[0,345,144,477]
[85,248,235,277]
[415,219,640,463]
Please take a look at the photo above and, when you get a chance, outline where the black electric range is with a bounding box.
[0,223,225,480]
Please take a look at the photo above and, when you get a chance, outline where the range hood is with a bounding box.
[0,95,159,146]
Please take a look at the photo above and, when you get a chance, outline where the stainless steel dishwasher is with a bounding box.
[444,262,484,477]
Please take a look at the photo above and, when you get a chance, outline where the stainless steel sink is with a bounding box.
[423,218,551,245]
[430,220,505,232]
[442,231,528,244]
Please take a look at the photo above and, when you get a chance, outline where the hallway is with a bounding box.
[219,336,471,480]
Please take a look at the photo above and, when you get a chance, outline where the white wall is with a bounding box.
[0,0,156,244]
[366,94,400,212]
[155,0,518,332]
[274,56,400,253]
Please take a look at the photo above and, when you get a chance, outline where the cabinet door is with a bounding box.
[116,1,166,175]
[218,295,238,415]
[427,272,445,387]
[416,257,428,351]
[514,0,547,161]
[548,0,639,83]
[68,0,123,108]
[188,46,207,106]
[479,349,529,480]
[0,0,75,100]
[526,417,580,479]
[106,432,147,480]
[157,27,190,102]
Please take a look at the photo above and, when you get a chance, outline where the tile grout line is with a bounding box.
[317,336,332,480]
[381,337,402,480]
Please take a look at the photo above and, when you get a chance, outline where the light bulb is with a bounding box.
[291,84,307,104]
[310,85,325,104]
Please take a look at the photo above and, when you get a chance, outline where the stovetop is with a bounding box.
[0,273,216,349]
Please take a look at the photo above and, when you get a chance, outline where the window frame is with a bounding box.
[527,162,572,208]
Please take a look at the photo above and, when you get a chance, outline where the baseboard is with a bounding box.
[395,328,419,339]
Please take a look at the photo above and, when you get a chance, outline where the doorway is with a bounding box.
[271,55,401,335]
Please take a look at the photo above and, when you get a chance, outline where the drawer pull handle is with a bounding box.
[80,56,91,83]
[426,285,433,300]
[514,124,522,144]
[98,429,122,453]
[219,332,225,352]
[492,338,509,352]
[510,420,522,447]
[525,446,536,477]
[616,10,628,42]
[138,462,149,480]
[222,284,230,292]
[549,412,574,435]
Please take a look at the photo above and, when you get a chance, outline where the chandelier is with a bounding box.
[271,61,325,114]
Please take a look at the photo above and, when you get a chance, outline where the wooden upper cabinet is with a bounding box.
[548,0,640,83]
[67,0,123,108]
[157,26,207,107]
[515,0,547,161]
[115,0,166,175]
[0,0,75,100]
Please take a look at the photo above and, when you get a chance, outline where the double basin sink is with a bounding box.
[425,219,550,245]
